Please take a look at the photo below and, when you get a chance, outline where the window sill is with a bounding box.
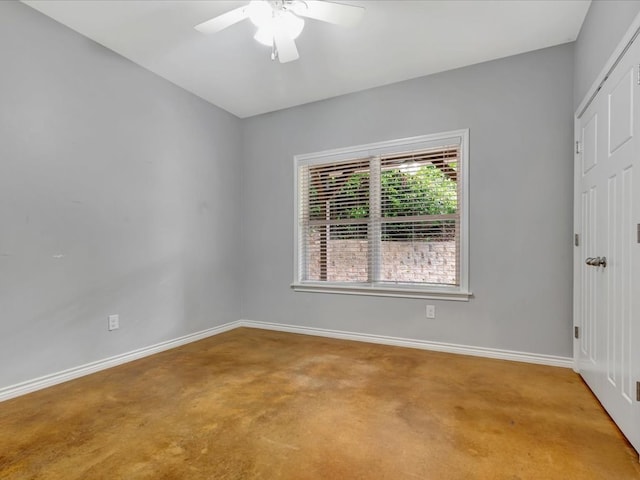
[290,283,472,301]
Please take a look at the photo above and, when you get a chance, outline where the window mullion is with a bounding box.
[368,156,381,283]
[299,166,308,282]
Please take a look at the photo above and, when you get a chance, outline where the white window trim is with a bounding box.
[292,129,471,301]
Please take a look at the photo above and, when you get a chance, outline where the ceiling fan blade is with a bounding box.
[194,6,249,34]
[292,1,364,27]
[274,30,299,63]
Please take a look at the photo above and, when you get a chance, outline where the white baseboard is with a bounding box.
[0,320,242,403]
[237,320,574,369]
[1,318,573,403]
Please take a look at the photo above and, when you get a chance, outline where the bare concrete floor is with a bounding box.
[1,327,639,479]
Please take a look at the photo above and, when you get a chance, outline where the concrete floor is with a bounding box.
[1,327,639,479]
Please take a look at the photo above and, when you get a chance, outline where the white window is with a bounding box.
[293,130,470,300]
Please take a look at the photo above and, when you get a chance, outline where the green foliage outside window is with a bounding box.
[310,164,457,241]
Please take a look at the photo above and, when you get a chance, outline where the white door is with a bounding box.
[575,33,640,455]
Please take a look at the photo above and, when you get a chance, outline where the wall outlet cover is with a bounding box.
[108,314,119,331]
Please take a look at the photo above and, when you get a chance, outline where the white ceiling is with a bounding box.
[22,0,590,118]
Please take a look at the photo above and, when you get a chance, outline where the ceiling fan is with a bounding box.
[194,1,365,63]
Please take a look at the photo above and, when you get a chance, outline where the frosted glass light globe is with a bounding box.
[248,0,273,27]
[254,24,274,46]
[254,10,304,47]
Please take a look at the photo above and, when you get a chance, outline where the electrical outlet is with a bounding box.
[426,305,436,319]
[108,314,119,331]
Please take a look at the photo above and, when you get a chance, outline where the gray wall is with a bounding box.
[574,0,640,109]
[241,43,575,357]
[0,2,242,389]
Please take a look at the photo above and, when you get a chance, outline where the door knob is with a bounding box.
[585,256,607,267]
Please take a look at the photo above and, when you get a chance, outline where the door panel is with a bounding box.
[606,174,616,387]
[620,167,633,402]
[582,113,598,174]
[579,179,598,367]
[608,68,633,154]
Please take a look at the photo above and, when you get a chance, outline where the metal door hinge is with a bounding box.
[575,141,581,154]
[575,233,579,247]
[574,326,580,339]
[637,224,640,244]
[637,64,640,85]
[637,381,640,402]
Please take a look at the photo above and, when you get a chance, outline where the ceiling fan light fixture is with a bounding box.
[254,25,274,46]
[247,0,273,27]
[195,0,365,63]
[253,10,304,47]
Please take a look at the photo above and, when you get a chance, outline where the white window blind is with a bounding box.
[294,130,470,300]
